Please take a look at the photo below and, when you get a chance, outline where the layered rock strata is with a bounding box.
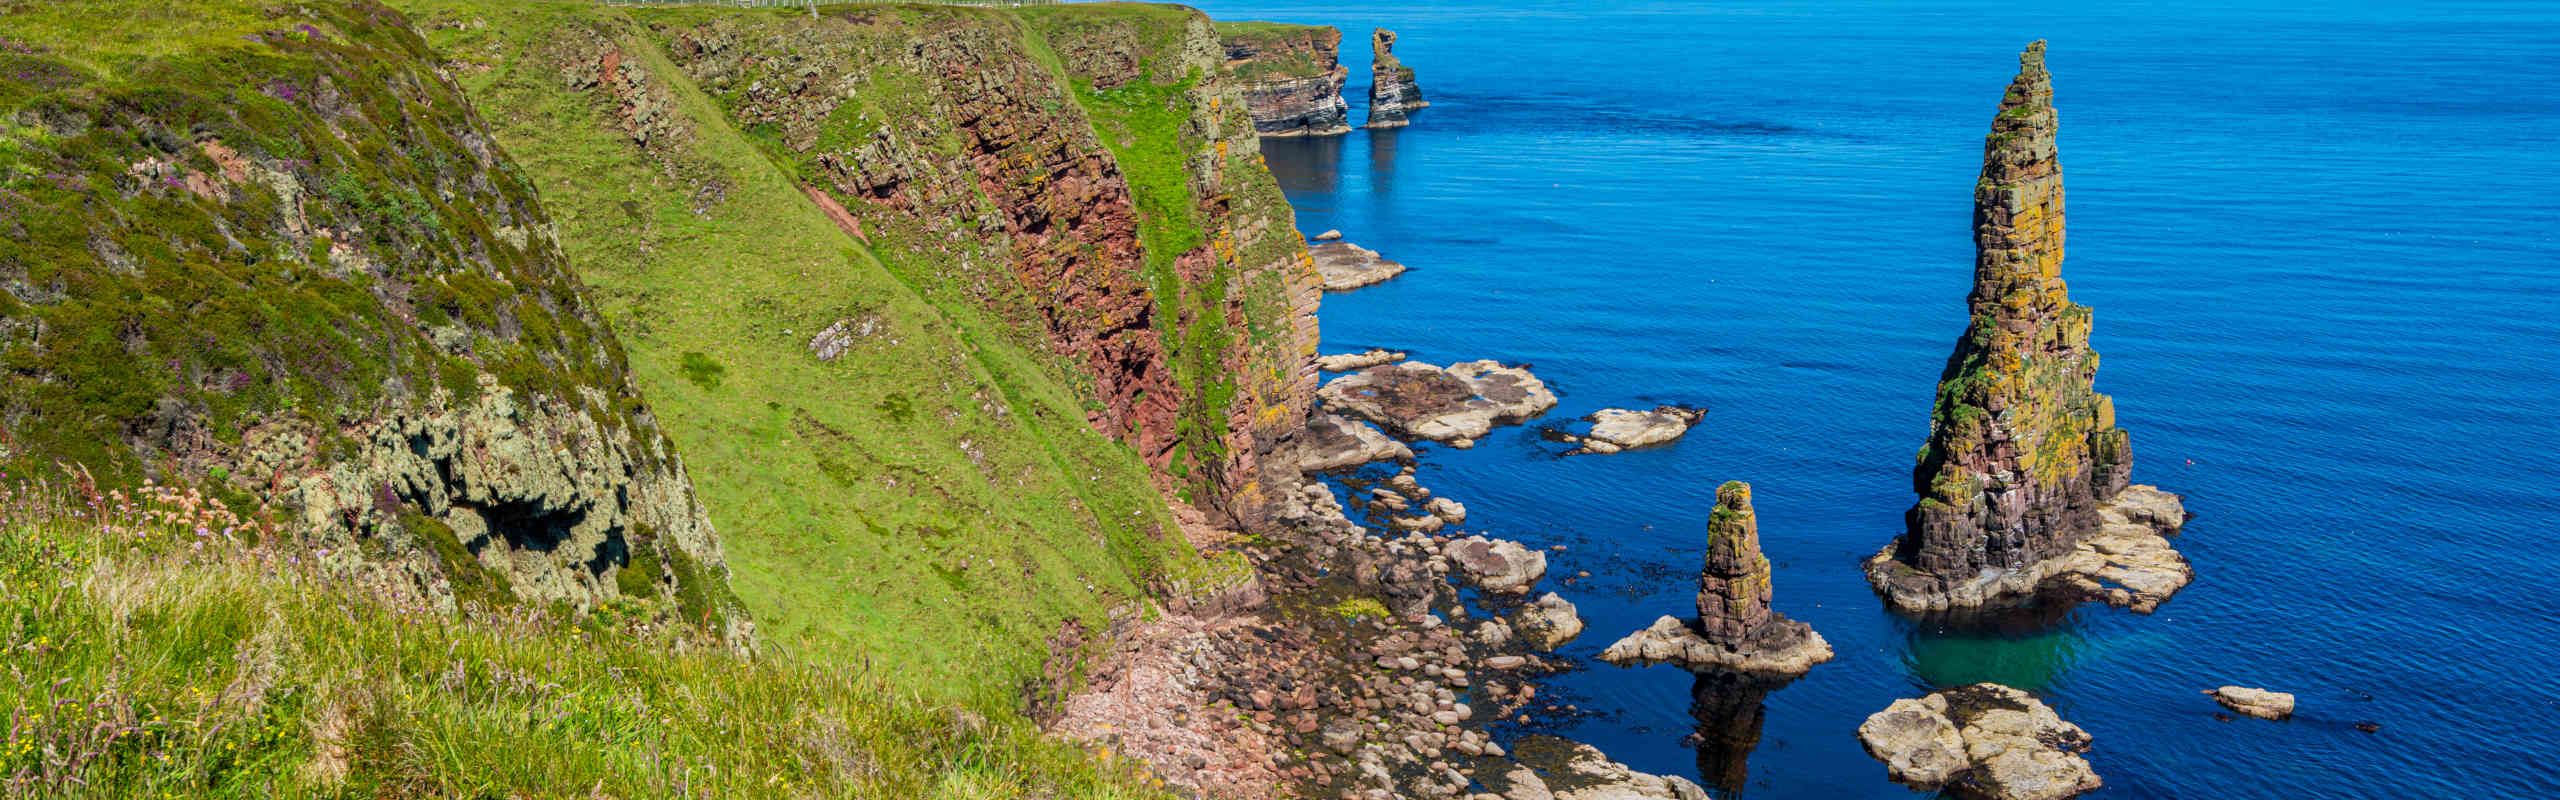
[1218,23,1352,137]
[1310,240,1408,291]
[1319,360,1557,447]
[1362,28,1429,129]
[1857,683,2101,800]
[1601,482,1832,677]
[1865,41,2190,614]
[1563,405,1706,455]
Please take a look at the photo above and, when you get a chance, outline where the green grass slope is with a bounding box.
[0,483,1174,798]
[398,0,1243,705]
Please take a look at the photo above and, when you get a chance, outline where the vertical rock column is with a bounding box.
[1362,28,1428,129]
[1697,481,1775,648]
[1882,41,2135,594]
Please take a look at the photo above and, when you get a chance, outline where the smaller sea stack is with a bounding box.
[1363,28,1428,129]
[1599,481,1832,677]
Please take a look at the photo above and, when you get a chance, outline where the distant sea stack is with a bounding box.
[1218,22,1352,137]
[1600,482,1832,677]
[1363,28,1428,128]
[1865,42,2194,615]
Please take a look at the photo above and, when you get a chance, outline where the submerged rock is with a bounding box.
[1362,28,1429,129]
[1319,360,1557,446]
[2206,686,2296,720]
[1562,405,1705,455]
[1856,683,2100,800]
[1599,482,1832,677]
[1298,412,1415,473]
[1315,348,1407,372]
[1866,41,2190,615]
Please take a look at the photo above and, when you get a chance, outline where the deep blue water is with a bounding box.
[1185,0,2560,796]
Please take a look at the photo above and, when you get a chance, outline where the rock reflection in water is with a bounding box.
[1685,672,1798,797]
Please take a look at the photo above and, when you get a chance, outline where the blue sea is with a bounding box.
[1185,0,2560,796]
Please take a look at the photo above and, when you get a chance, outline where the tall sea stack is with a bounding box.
[1363,28,1427,129]
[1600,481,1832,677]
[1866,42,2193,615]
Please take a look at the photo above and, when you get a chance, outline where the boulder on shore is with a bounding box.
[1503,736,1709,800]
[2206,686,2295,720]
[1297,412,1414,473]
[1318,360,1557,446]
[1512,592,1583,652]
[1562,405,1705,455]
[1450,535,1546,594]
[1310,241,1406,291]
[1856,683,2100,800]
[1314,228,1344,241]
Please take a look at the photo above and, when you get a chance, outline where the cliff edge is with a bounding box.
[1219,21,1352,137]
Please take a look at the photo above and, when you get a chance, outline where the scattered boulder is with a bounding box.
[1299,412,1416,473]
[2205,686,2295,721]
[1512,593,1583,652]
[1314,228,1345,241]
[1320,360,1558,446]
[1599,482,1832,677]
[1450,536,1546,594]
[1425,496,1467,525]
[1856,683,2100,800]
[1311,241,1407,291]
[1316,348,1407,372]
[1561,406,1704,455]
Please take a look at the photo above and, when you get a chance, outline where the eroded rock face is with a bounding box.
[1310,240,1409,291]
[1600,482,1831,677]
[1857,683,2100,800]
[1363,28,1429,129]
[1868,41,2185,614]
[1320,360,1558,446]
[1221,24,1352,137]
[1563,406,1705,455]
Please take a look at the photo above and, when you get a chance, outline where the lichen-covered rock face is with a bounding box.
[1874,41,2149,612]
[1856,683,2101,800]
[1363,28,1428,129]
[1700,482,1775,645]
[1219,23,1351,137]
[0,0,738,633]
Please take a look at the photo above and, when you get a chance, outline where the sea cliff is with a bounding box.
[1219,21,1353,137]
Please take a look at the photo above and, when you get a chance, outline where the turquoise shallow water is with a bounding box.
[1187,0,2560,796]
